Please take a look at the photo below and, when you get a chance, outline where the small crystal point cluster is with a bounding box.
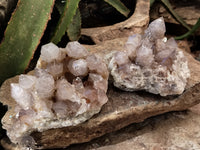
[4,41,109,146]
[109,17,190,96]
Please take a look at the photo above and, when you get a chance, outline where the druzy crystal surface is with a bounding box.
[109,17,190,96]
[4,41,109,146]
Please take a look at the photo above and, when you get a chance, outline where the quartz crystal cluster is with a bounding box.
[109,17,190,96]
[3,41,109,147]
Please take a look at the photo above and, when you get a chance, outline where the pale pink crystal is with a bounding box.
[11,83,33,110]
[136,46,154,66]
[35,69,55,98]
[86,54,108,77]
[33,99,54,118]
[19,75,36,90]
[65,41,89,58]
[40,42,61,63]
[68,59,88,76]
[18,109,36,125]
[52,101,69,118]
[114,51,130,66]
[56,78,76,102]
[73,77,85,94]
[52,101,80,118]
[84,86,98,103]
[86,54,100,70]
[97,89,108,106]
[145,17,166,40]
[125,34,142,58]
[88,73,108,92]
[46,62,63,77]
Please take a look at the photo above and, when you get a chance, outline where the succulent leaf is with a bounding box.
[51,0,81,44]
[175,18,200,40]
[55,0,66,15]
[104,0,130,17]
[67,8,81,41]
[0,0,55,85]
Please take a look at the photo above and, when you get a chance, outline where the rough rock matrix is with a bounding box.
[2,41,108,149]
[109,17,190,96]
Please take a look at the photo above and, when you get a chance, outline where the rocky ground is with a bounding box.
[65,105,200,150]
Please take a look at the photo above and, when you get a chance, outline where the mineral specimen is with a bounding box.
[2,41,109,148]
[108,17,190,96]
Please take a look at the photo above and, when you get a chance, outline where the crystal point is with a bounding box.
[65,41,89,58]
[68,59,88,76]
[11,83,32,110]
[40,42,61,63]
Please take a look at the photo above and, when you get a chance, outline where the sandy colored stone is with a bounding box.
[81,0,150,44]
[92,110,200,150]
[150,0,200,35]
[3,110,200,150]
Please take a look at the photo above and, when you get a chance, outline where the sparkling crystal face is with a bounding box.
[6,41,109,145]
[109,17,190,96]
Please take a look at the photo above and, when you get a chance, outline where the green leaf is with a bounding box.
[160,0,191,31]
[55,0,66,15]
[150,0,156,7]
[0,0,55,85]
[67,8,81,41]
[175,18,200,40]
[51,0,81,44]
[104,0,130,17]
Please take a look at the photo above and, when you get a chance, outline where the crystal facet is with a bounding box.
[65,41,89,58]
[40,42,61,63]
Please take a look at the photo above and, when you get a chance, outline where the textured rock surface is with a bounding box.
[91,109,200,150]
[1,38,200,150]
[3,109,200,150]
[0,41,109,149]
[81,0,150,43]
[151,0,200,27]
[108,17,190,96]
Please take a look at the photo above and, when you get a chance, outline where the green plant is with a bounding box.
[175,18,200,40]
[0,0,55,85]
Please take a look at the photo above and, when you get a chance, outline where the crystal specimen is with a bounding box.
[3,42,109,148]
[109,17,190,96]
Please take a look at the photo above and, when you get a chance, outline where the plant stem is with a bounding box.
[161,0,191,31]
[175,18,200,40]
